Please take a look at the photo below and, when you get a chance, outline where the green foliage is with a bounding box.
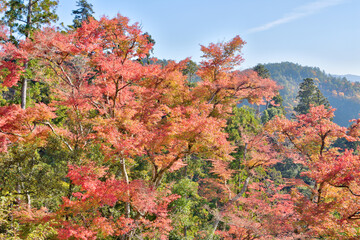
[182,60,199,83]
[2,0,58,39]
[0,138,70,210]
[226,106,261,144]
[274,158,304,179]
[72,0,94,29]
[261,109,270,123]
[0,85,9,106]
[294,78,330,115]
[253,63,270,79]
[18,220,57,240]
[332,137,360,154]
[0,195,20,239]
[225,106,261,190]
[226,106,261,170]
[169,179,203,239]
[261,107,282,123]
[5,80,52,106]
[129,156,152,181]
[253,64,286,123]
[261,94,286,123]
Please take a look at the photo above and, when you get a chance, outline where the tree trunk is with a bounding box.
[209,175,251,240]
[21,0,33,109]
[21,77,27,109]
[239,143,248,192]
[209,218,220,240]
[120,158,131,218]
[22,182,31,207]
[117,159,134,240]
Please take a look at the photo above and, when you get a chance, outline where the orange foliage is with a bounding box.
[268,105,360,237]
[0,14,281,238]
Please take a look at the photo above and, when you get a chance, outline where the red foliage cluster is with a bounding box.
[0,14,300,239]
[0,103,55,152]
[267,105,360,237]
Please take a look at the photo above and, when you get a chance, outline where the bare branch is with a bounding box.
[0,124,37,138]
[41,121,73,151]
[327,182,360,197]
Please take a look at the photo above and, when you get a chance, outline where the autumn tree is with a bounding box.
[204,105,298,239]
[0,13,288,239]
[268,105,360,238]
[188,38,293,238]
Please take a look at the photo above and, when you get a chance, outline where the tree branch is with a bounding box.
[0,124,37,138]
[327,182,360,197]
[41,121,73,151]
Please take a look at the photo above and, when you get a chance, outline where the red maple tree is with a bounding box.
[0,15,283,239]
[267,105,360,238]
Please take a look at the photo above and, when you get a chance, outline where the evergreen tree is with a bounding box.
[294,78,330,115]
[253,64,271,116]
[2,0,58,40]
[182,60,198,82]
[72,0,94,29]
[1,0,58,109]
[139,32,155,64]
[261,94,286,123]
[253,63,271,79]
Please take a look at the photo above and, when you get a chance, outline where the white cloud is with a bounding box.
[247,0,346,33]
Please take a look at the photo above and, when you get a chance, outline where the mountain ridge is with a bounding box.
[261,62,360,126]
[332,74,360,83]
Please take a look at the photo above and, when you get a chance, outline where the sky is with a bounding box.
[57,0,360,75]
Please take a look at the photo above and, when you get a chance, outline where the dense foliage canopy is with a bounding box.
[0,3,360,240]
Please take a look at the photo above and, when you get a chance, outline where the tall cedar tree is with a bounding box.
[182,59,198,82]
[294,78,330,115]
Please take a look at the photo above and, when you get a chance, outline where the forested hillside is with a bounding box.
[1,1,360,239]
[264,62,360,126]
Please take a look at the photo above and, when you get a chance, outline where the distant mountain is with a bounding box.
[332,74,360,83]
[262,62,360,126]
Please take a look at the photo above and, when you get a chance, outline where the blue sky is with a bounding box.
[57,0,360,75]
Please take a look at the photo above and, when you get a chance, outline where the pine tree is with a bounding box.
[294,78,330,115]
[253,63,271,79]
[72,0,94,29]
[2,0,58,40]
